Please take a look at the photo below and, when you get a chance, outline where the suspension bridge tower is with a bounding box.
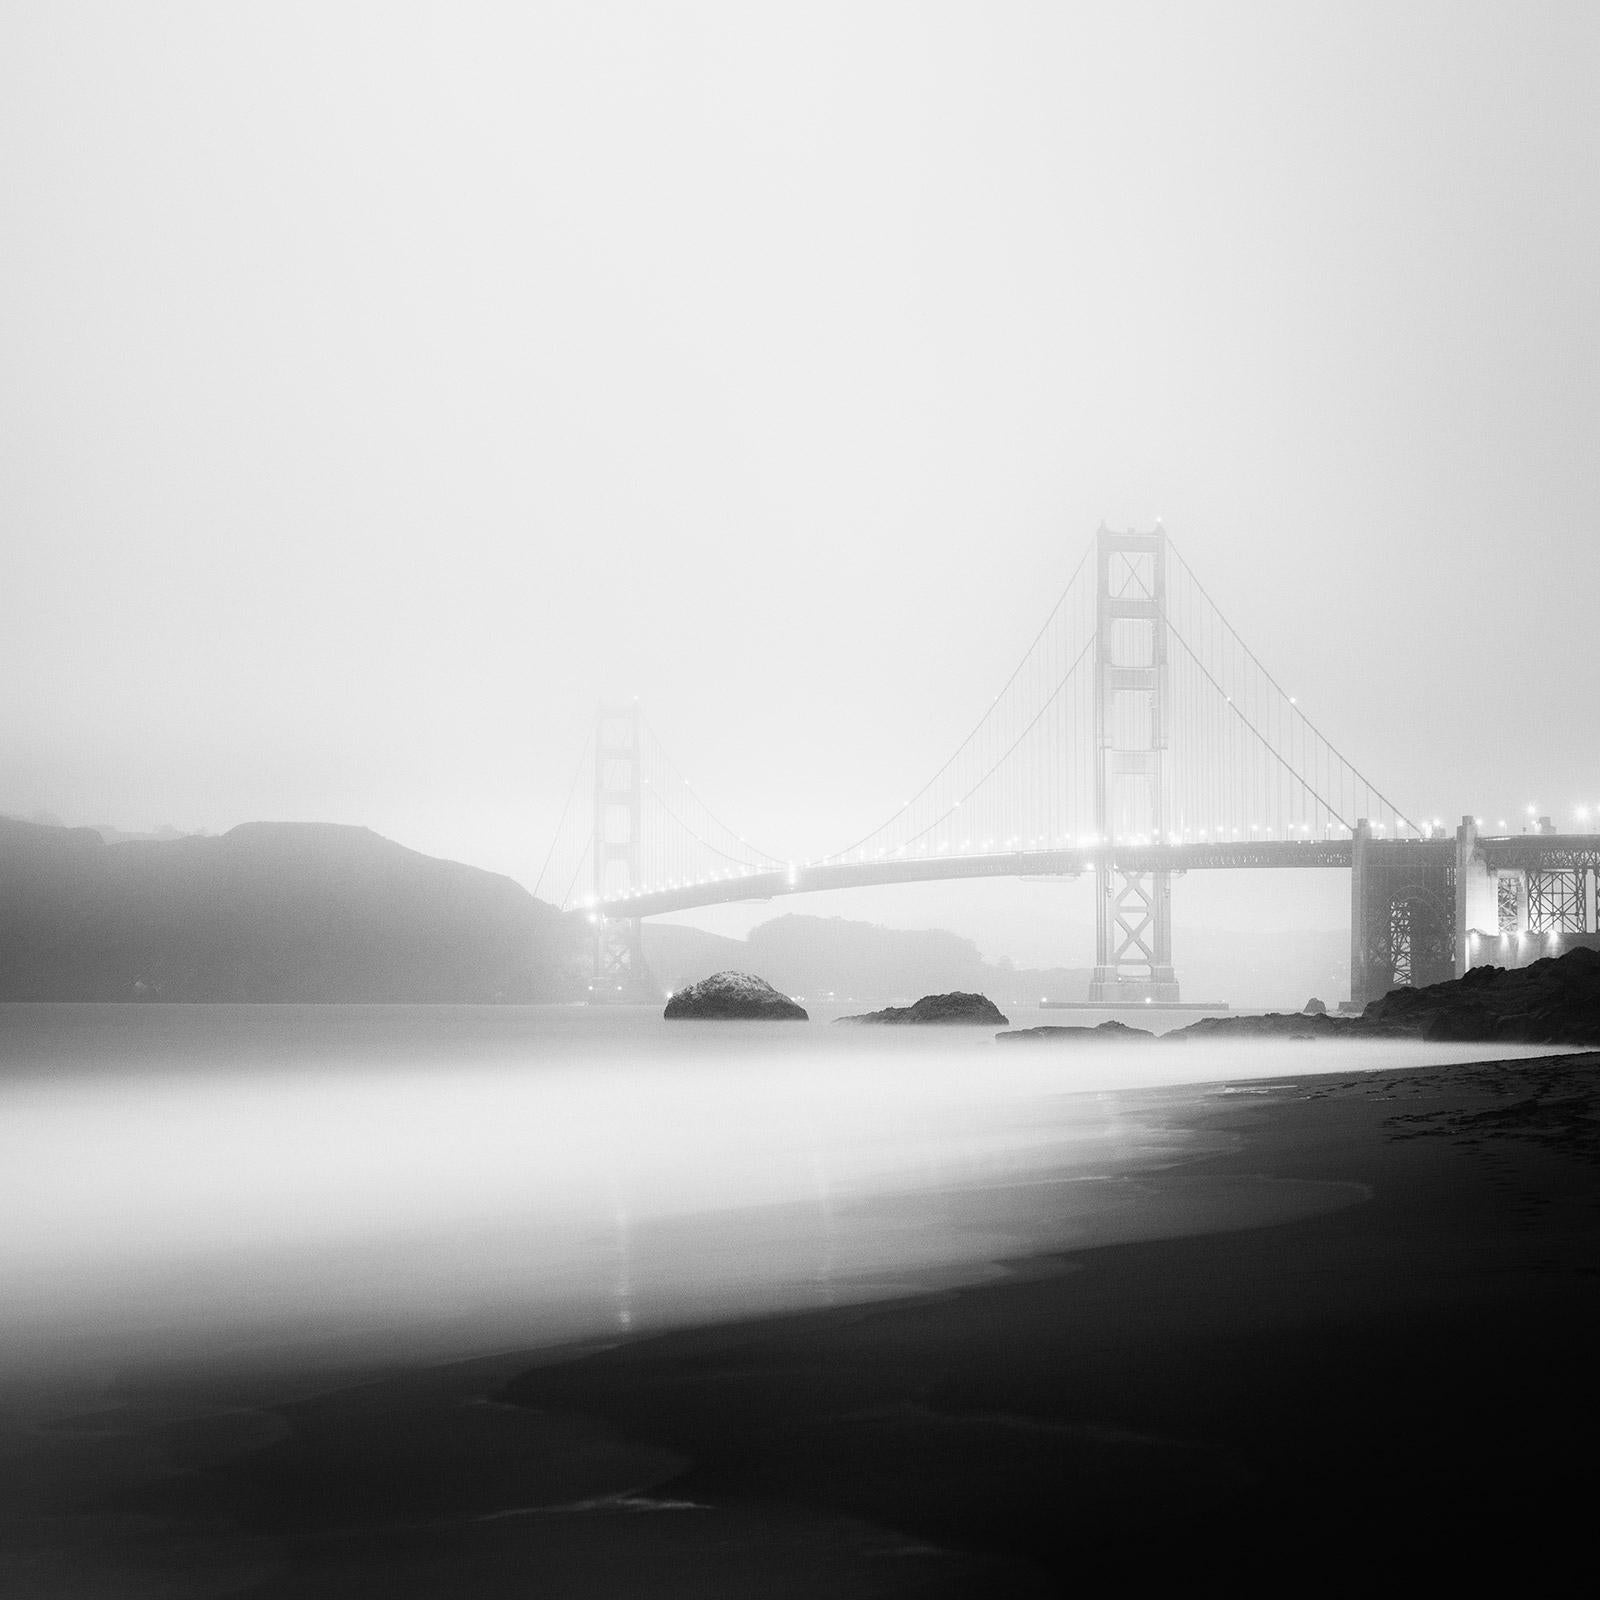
[589,702,658,1002]
[1090,524,1179,1003]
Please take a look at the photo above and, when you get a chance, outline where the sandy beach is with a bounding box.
[5,1047,1598,1597]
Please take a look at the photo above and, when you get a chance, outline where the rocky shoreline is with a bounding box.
[996,950,1600,1048]
[661,950,1600,1050]
[1166,947,1600,1046]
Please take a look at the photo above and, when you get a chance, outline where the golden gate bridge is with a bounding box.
[537,526,1600,1007]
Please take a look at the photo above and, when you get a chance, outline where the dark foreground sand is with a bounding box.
[5,1051,1598,1597]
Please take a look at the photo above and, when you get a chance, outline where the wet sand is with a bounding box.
[5,1050,1599,1596]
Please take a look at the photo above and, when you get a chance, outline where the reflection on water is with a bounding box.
[0,1003,1560,1381]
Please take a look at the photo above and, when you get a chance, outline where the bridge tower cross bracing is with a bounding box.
[1090,524,1179,1004]
[589,701,657,1001]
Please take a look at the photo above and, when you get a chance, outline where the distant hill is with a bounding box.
[645,913,1093,1006]
[642,912,1349,1008]
[0,818,577,1002]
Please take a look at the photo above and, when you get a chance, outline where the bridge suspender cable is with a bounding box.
[638,715,787,869]
[640,772,786,871]
[559,837,594,912]
[1163,538,1419,835]
[825,538,1097,863]
[533,728,593,905]
[893,632,1096,854]
[1162,622,1359,830]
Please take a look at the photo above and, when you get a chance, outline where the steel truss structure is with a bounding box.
[1352,835,1455,1002]
[1497,875,1522,934]
[1526,869,1587,934]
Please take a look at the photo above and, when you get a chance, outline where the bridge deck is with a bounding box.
[591,832,1600,922]
[594,839,1368,919]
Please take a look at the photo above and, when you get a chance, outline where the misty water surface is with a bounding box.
[0,1005,1561,1382]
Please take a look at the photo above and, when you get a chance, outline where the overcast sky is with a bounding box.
[4,2,1596,956]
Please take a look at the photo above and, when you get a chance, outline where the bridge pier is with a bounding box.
[1454,815,1499,977]
[1350,818,1456,1007]
[588,915,659,1004]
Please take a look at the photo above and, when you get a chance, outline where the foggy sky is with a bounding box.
[4,3,1597,959]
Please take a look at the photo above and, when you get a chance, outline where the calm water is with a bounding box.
[0,1002,1557,1384]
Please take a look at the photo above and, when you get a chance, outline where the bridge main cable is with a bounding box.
[1163,537,1420,836]
[823,538,1098,864]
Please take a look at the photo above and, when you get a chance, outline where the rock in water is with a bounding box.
[996,1020,1154,1044]
[1303,996,1328,1015]
[663,971,808,1021]
[840,992,1009,1026]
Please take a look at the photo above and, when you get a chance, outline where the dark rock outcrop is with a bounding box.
[839,992,1009,1026]
[1171,1009,1381,1041]
[663,971,808,1021]
[996,1019,1154,1044]
[1166,949,1600,1046]
[1365,949,1600,1044]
